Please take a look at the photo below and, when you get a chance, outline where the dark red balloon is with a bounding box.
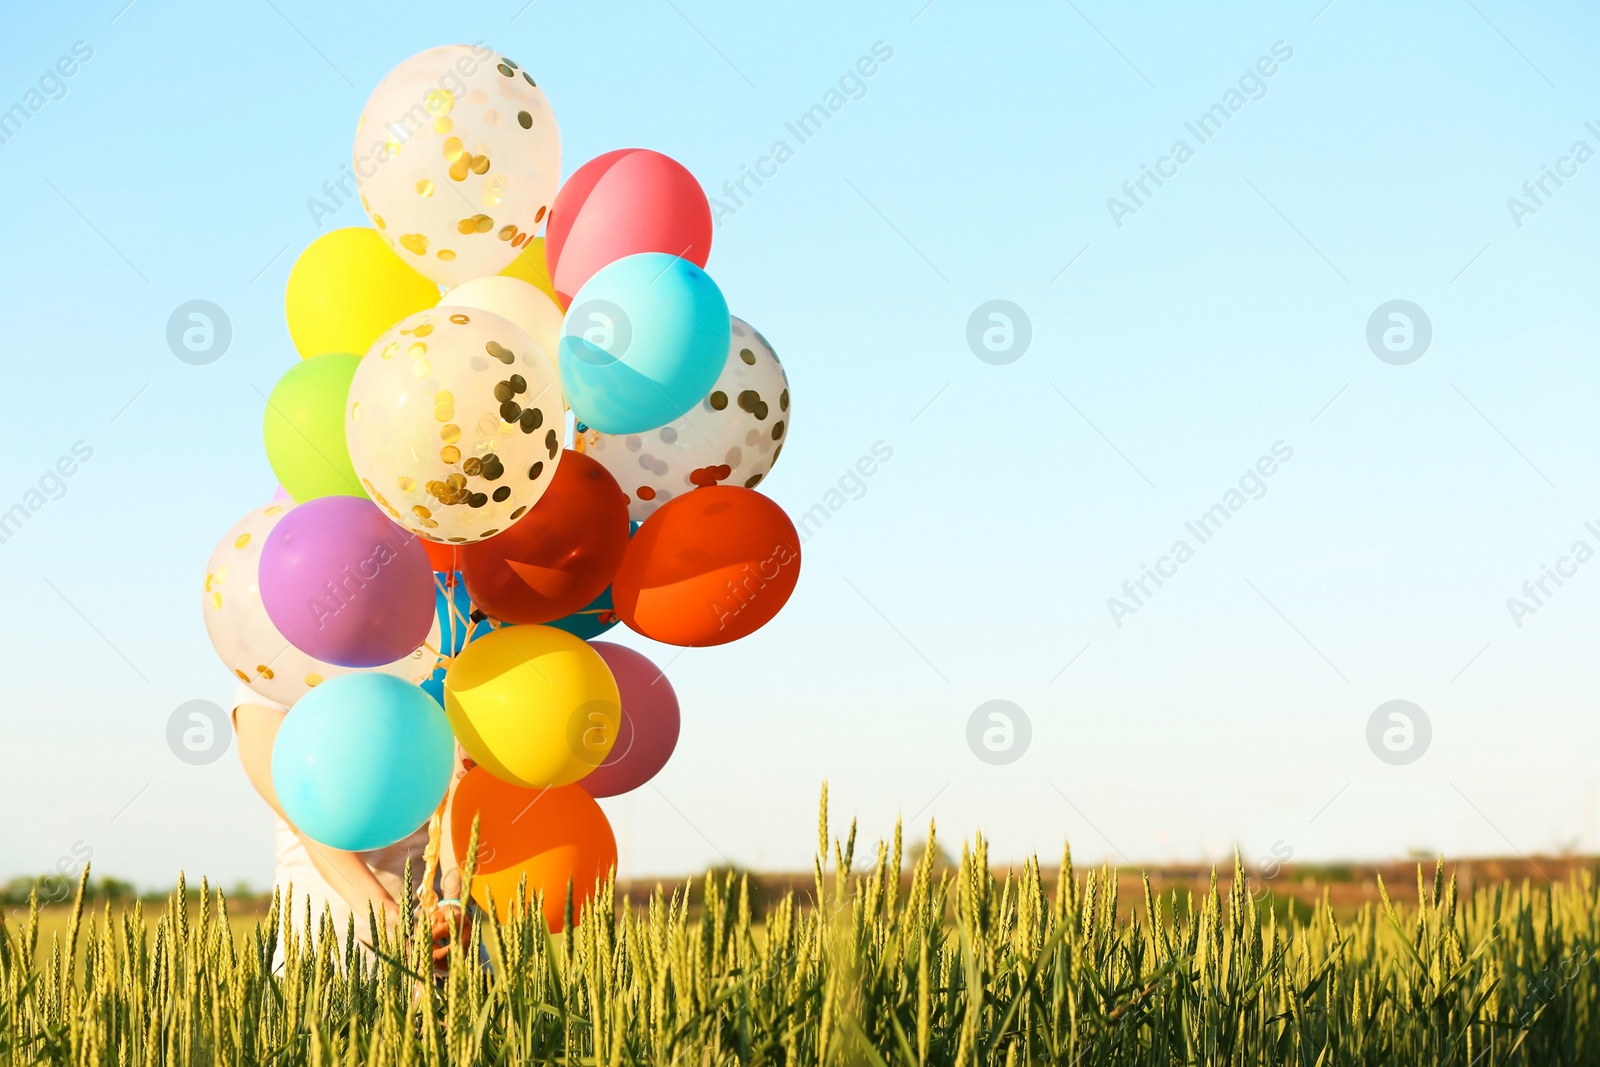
[612,486,800,647]
[461,451,630,625]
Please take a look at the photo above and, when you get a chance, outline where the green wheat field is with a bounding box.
[4,795,1599,1066]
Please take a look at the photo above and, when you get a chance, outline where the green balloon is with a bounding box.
[263,353,367,502]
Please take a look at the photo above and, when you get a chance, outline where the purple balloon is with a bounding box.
[259,496,434,668]
[578,643,680,797]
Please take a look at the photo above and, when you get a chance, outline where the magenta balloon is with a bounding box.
[578,643,680,797]
[258,496,435,668]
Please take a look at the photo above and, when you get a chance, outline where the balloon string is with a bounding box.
[420,575,451,926]
[420,800,445,917]
[418,574,450,924]
[425,568,488,677]
[430,570,465,672]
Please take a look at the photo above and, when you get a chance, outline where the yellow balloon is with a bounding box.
[444,627,620,788]
[440,276,564,378]
[500,236,562,307]
[285,228,439,359]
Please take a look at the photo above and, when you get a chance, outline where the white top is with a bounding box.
[232,683,432,945]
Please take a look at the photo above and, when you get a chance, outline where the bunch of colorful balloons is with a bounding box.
[201,44,801,930]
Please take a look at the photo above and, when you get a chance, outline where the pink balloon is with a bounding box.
[578,643,680,797]
[258,496,435,668]
[545,149,712,306]
[271,485,290,501]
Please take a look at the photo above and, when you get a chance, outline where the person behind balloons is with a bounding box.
[231,684,471,970]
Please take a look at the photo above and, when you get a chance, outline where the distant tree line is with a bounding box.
[0,874,260,907]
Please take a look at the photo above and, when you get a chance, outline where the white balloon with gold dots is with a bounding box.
[346,307,564,545]
[354,44,560,287]
[579,316,789,522]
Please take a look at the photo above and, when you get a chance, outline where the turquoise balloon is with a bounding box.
[559,252,731,433]
[271,674,453,852]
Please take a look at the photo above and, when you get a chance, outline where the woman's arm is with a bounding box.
[233,701,402,933]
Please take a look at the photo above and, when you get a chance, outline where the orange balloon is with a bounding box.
[611,486,800,646]
[451,769,616,929]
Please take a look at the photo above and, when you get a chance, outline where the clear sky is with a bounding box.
[3,0,1599,890]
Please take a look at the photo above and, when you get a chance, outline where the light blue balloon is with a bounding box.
[271,673,453,852]
[559,252,731,433]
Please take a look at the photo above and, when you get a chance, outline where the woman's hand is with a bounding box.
[429,901,472,966]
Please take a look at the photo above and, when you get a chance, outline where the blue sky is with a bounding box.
[3,0,1600,889]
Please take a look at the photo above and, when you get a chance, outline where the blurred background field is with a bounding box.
[11,851,1594,943]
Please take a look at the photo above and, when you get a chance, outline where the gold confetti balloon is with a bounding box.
[354,44,560,287]
[201,502,441,706]
[580,316,789,522]
[346,307,564,545]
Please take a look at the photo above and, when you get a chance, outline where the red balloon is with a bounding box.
[460,450,631,624]
[545,149,712,306]
[612,486,800,646]
[423,540,462,574]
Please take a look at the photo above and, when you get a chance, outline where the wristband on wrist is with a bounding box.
[435,898,462,909]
